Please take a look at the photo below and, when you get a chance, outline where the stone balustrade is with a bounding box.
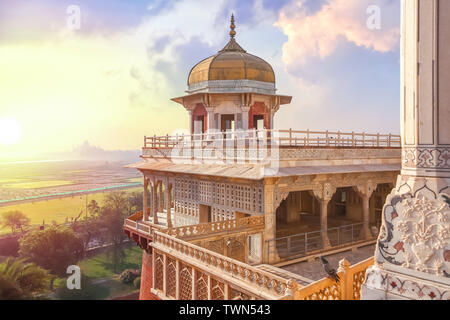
[294,257,374,300]
[165,215,264,239]
[151,231,296,300]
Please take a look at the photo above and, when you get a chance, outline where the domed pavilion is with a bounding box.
[172,14,292,134]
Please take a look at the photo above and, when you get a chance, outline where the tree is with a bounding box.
[0,257,53,299]
[87,199,100,217]
[128,191,143,213]
[18,226,84,277]
[99,191,130,273]
[71,215,102,252]
[1,211,30,234]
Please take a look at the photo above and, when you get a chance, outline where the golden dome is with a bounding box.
[187,15,275,86]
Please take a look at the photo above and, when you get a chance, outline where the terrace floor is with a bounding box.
[276,214,363,238]
[280,244,376,281]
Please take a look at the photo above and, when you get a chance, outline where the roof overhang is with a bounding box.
[171,92,292,106]
[126,160,400,181]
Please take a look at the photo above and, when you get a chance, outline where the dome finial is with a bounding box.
[229,13,236,38]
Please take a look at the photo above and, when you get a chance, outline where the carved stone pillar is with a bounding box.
[312,183,336,248]
[353,181,377,239]
[151,180,159,225]
[165,179,172,228]
[262,179,279,264]
[269,110,275,130]
[159,182,164,212]
[362,0,450,300]
[143,177,149,221]
[241,106,250,131]
[320,199,330,247]
[206,107,215,133]
[188,110,193,134]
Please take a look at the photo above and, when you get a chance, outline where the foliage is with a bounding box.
[71,216,103,252]
[78,244,142,279]
[98,191,131,273]
[119,269,140,284]
[56,276,110,300]
[128,192,143,212]
[1,211,30,234]
[18,226,84,276]
[87,199,100,217]
[0,257,53,299]
[0,187,141,236]
[133,276,141,289]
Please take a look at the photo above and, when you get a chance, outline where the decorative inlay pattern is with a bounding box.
[403,147,450,170]
[364,265,450,300]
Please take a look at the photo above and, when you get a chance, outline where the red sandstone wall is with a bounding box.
[249,102,270,129]
[139,250,159,300]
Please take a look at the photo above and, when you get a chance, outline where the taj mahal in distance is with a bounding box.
[124,1,450,300]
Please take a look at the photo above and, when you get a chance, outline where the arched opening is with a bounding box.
[249,102,270,129]
[192,104,207,134]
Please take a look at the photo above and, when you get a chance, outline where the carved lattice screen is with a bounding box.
[179,263,193,300]
[211,279,225,300]
[166,257,176,298]
[174,177,264,220]
[154,253,164,291]
[195,270,208,300]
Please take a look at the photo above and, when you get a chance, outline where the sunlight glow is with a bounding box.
[0,117,21,146]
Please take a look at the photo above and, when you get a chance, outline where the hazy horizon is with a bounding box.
[0,0,401,160]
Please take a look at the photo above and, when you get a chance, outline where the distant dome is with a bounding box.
[186,15,276,95]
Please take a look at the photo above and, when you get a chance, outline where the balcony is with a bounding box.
[141,129,401,169]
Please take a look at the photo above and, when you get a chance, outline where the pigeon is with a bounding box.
[319,256,341,284]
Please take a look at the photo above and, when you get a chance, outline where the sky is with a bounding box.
[0,0,401,160]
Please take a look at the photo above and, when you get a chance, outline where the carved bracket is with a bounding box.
[312,183,337,202]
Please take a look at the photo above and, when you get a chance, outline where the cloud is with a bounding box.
[275,0,400,66]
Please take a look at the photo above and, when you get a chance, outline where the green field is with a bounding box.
[2,180,74,189]
[0,187,141,235]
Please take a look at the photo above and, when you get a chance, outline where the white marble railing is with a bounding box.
[144,129,401,149]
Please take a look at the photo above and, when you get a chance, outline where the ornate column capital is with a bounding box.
[273,187,290,212]
[312,182,336,202]
[353,180,377,198]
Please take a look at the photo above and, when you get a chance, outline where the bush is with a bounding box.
[19,226,84,276]
[57,277,110,300]
[119,269,140,284]
[133,277,141,289]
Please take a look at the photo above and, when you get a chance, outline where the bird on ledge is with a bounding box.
[318,256,341,284]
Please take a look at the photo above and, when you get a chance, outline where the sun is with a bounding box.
[0,117,21,146]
